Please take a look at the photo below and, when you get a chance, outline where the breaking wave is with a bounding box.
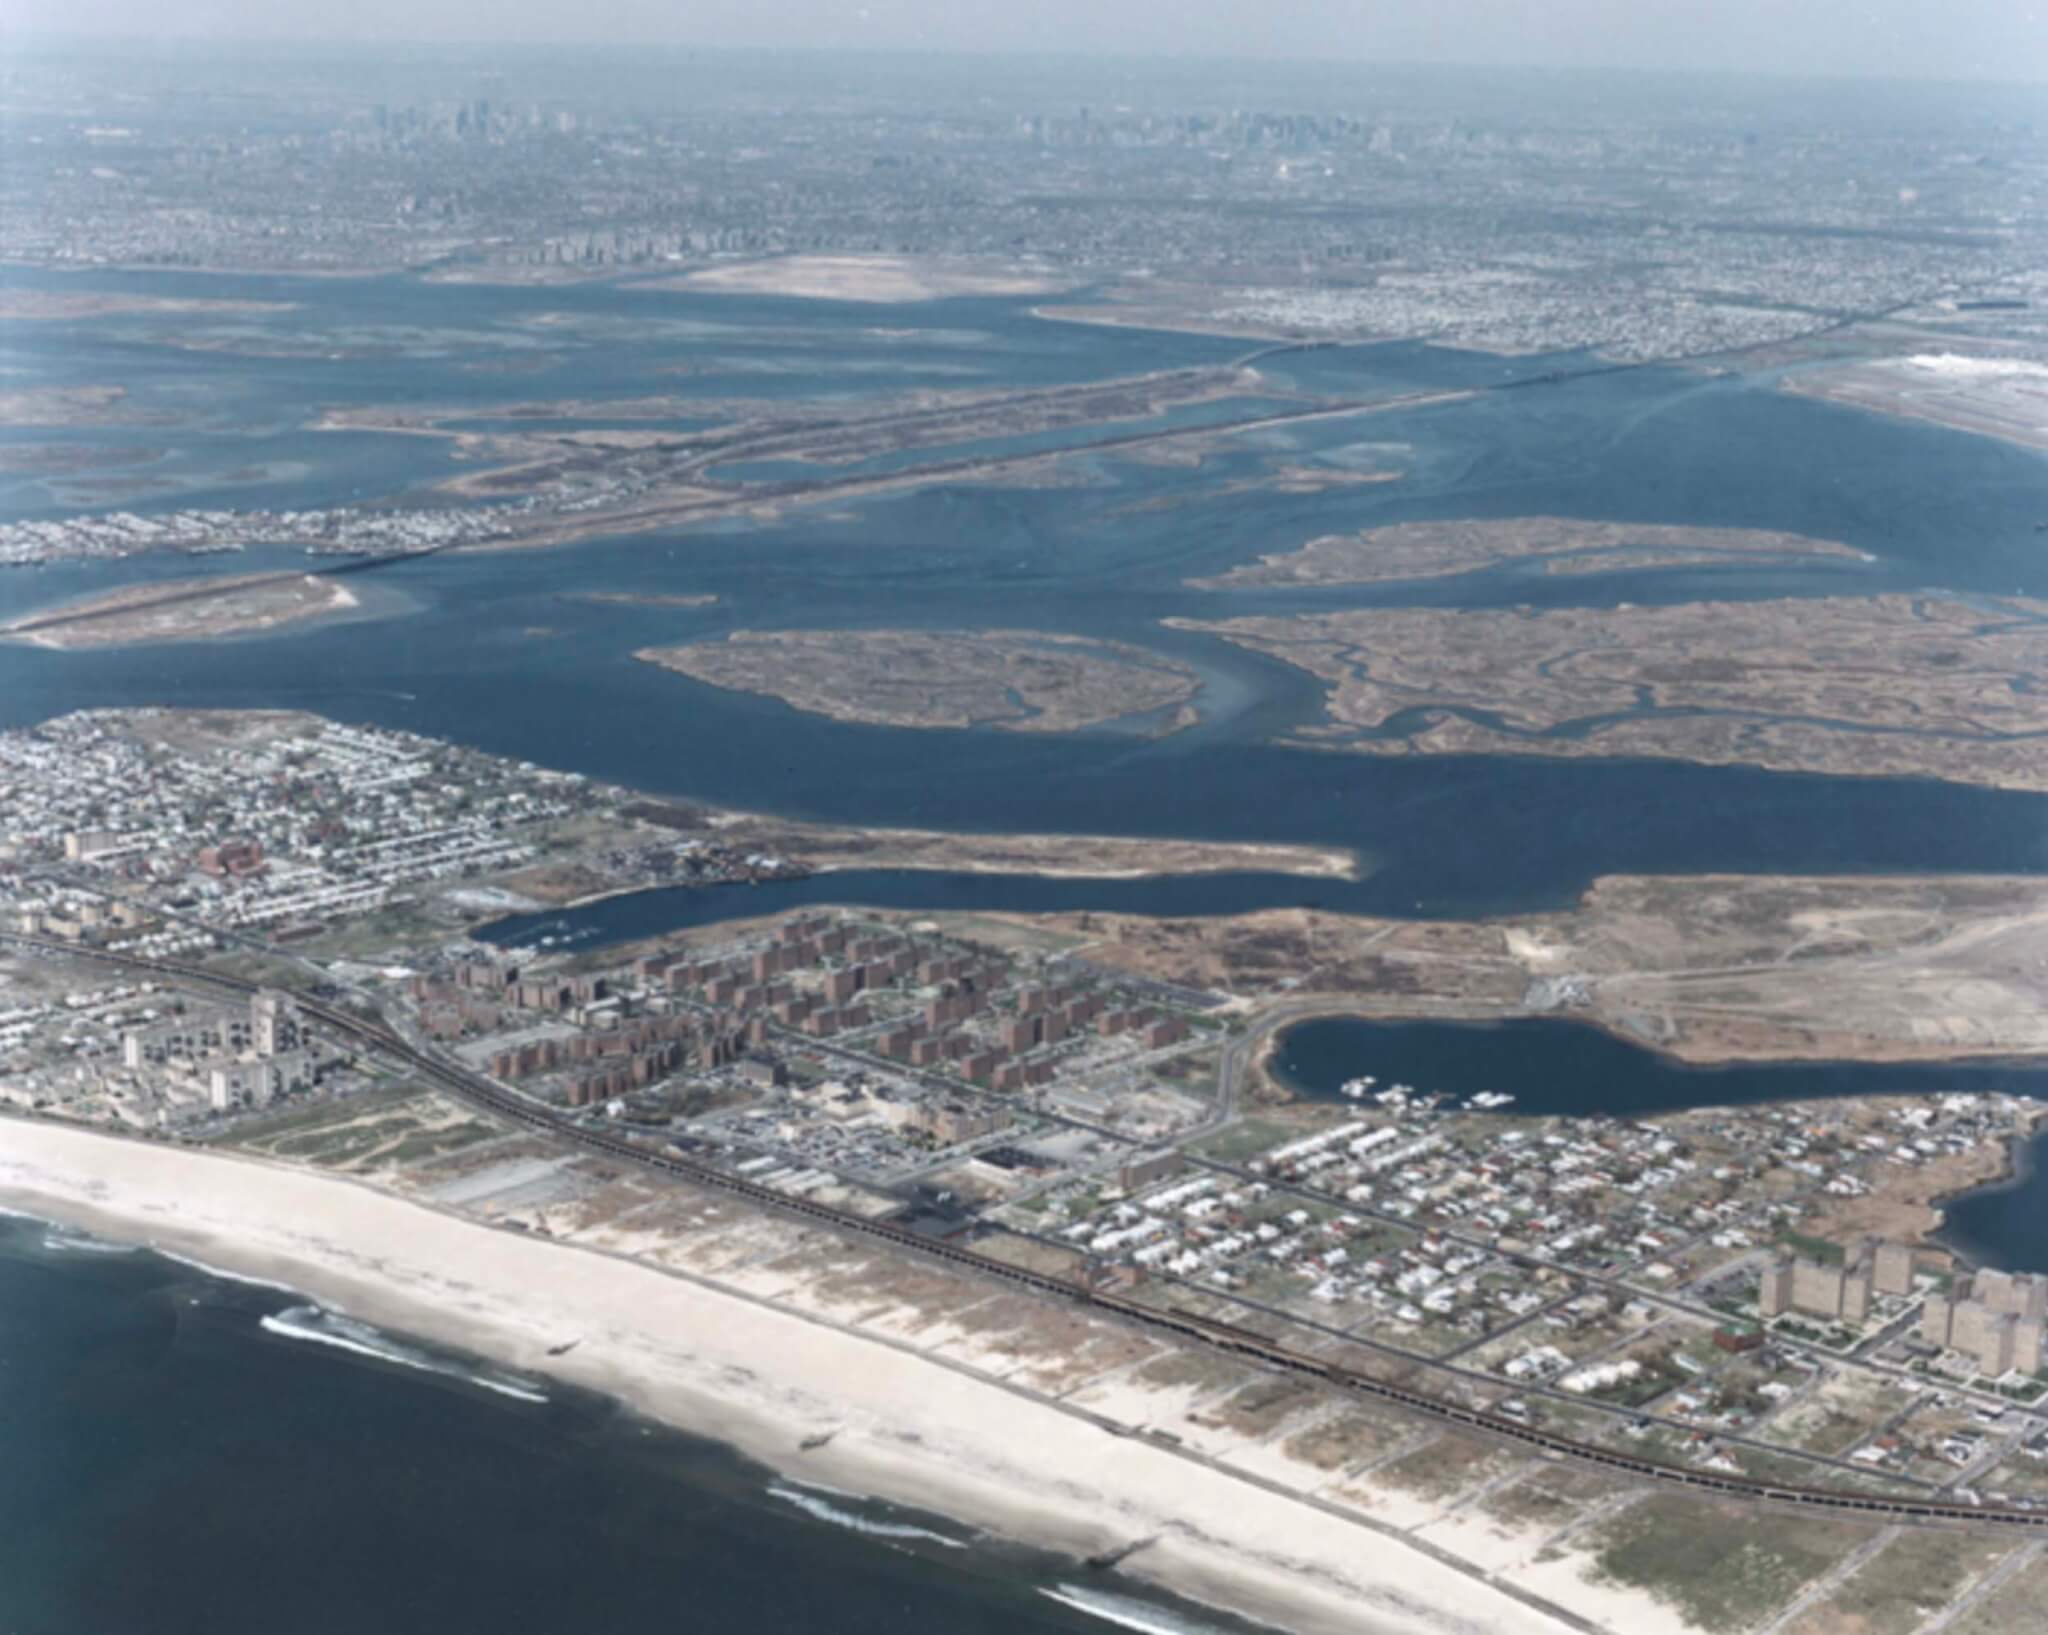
[1040,1585,1236,1635]
[766,1481,970,1548]
[259,1304,548,1404]
[42,1230,138,1255]
[155,1250,302,1296]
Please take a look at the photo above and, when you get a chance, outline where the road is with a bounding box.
[8,931,2048,1533]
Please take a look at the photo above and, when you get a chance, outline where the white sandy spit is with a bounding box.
[1901,352,2048,381]
[666,255,1066,304]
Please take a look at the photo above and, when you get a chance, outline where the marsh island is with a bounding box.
[1190,516,1873,588]
[637,627,1203,734]
[1173,591,2048,791]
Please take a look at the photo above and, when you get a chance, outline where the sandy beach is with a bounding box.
[0,1116,1626,1635]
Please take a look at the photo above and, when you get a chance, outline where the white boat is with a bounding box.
[1470,1091,1517,1110]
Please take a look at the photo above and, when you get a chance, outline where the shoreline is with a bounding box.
[1782,373,2048,458]
[547,856,1331,915]
[0,1115,1590,1635]
[1255,1000,2048,1077]
[1,571,364,650]
[533,841,1366,916]
[634,628,1205,741]
[1256,1009,2048,1264]
[1930,1105,2048,1269]
[1265,727,2048,800]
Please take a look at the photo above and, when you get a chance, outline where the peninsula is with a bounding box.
[2,571,361,649]
[0,384,143,429]
[1172,591,2048,792]
[1785,351,2048,455]
[0,704,1358,954]
[1007,868,2048,1066]
[566,591,718,610]
[637,628,1203,735]
[0,290,299,322]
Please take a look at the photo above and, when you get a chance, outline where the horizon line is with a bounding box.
[5,33,2046,94]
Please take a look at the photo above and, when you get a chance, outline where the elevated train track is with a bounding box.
[9,931,2044,1533]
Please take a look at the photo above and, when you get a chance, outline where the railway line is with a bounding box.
[10,930,2046,1533]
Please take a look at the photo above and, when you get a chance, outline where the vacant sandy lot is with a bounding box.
[656,255,1070,303]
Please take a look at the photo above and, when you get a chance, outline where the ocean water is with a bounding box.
[0,1215,1274,1635]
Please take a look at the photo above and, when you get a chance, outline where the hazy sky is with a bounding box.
[8,0,2047,85]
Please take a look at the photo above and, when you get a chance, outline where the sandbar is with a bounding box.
[652,255,1071,304]
[1189,517,1872,589]
[0,384,144,429]
[0,290,298,322]
[0,442,164,476]
[567,591,719,610]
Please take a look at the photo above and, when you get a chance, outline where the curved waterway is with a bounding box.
[0,1215,1276,1635]
[1942,1128,2048,1278]
[1270,1014,2048,1118]
[1270,1015,2048,1273]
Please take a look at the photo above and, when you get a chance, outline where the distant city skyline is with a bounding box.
[8,0,2048,87]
